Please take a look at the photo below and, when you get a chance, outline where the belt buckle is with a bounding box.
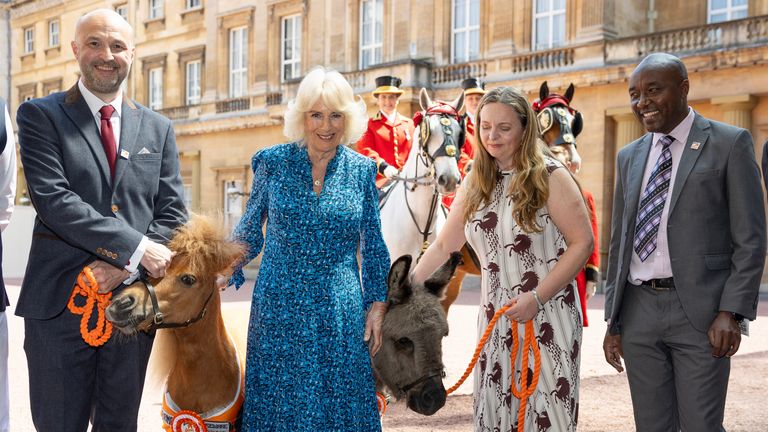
[650,279,667,291]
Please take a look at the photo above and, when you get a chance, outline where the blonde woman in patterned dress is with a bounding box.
[412,86,593,431]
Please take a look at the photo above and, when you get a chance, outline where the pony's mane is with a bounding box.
[145,215,246,394]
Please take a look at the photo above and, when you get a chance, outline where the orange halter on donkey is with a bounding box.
[446,302,541,432]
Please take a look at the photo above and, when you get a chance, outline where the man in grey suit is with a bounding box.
[16,9,187,431]
[603,53,765,431]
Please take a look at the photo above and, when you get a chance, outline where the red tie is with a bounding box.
[99,105,117,178]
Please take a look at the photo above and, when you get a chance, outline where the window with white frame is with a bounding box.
[149,0,164,20]
[229,27,248,98]
[186,60,201,105]
[149,67,163,110]
[48,20,60,47]
[452,0,480,63]
[708,0,748,23]
[115,4,128,20]
[533,0,566,51]
[359,0,383,69]
[24,27,34,54]
[186,0,201,10]
[281,15,302,82]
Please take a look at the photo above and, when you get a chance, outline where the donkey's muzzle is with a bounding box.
[407,377,446,416]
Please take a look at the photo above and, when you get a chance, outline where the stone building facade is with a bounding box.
[9,0,768,278]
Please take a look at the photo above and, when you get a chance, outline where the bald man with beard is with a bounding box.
[16,9,186,431]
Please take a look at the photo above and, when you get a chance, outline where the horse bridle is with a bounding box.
[394,105,464,260]
[533,94,583,147]
[141,272,213,331]
[398,369,446,395]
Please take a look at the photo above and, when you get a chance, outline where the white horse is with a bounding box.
[380,88,465,265]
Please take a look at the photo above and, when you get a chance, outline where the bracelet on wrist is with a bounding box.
[532,289,544,309]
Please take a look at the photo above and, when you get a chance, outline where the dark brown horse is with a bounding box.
[532,81,584,170]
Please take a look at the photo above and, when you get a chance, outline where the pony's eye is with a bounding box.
[180,274,197,286]
[395,337,414,351]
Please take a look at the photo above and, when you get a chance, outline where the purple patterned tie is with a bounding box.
[634,135,674,261]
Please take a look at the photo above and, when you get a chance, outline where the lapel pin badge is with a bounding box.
[690,142,701,150]
[120,149,130,159]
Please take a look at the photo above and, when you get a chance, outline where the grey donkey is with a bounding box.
[372,252,462,416]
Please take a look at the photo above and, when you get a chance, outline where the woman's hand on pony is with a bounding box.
[364,301,387,356]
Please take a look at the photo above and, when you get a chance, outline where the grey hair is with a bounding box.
[283,67,368,146]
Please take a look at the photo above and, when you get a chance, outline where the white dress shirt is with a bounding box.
[78,80,147,274]
[0,107,16,233]
[629,107,695,284]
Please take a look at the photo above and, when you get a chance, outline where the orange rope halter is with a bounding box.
[67,266,113,347]
[446,302,541,432]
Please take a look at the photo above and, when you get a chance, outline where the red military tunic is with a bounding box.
[575,189,600,326]
[355,111,415,186]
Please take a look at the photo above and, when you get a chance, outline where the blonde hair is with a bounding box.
[283,67,367,145]
[462,87,550,233]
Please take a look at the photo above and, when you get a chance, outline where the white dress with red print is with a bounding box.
[465,161,582,432]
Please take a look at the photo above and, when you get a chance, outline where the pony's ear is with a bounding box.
[215,240,247,275]
[423,252,462,298]
[572,111,583,137]
[564,83,575,103]
[419,88,432,111]
[539,81,549,102]
[387,255,413,305]
[451,91,465,113]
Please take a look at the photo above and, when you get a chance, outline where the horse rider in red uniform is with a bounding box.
[442,77,487,208]
[356,76,415,188]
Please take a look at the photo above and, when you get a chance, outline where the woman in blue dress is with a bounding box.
[229,67,390,431]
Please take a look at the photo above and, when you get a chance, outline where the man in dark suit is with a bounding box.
[603,52,765,431]
[0,97,17,432]
[16,9,187,431]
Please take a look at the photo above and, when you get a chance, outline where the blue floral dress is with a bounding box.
[230,142,390,431]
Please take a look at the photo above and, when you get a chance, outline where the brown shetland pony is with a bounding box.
[440,82,582,316]
[105,217,246,428]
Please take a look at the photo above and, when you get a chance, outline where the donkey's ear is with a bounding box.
[451,91,465,113]
[539,81,549,101]
[419,88,432,111]
[387,255,413,305]
[423,252,462,298]
[564,83,575,103]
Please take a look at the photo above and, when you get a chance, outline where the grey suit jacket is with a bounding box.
[605,113,765,333]
[16,85,187,320]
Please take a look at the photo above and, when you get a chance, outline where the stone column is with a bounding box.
[181,150,201,212]
[607,107,644,158]
[711,94,757,130]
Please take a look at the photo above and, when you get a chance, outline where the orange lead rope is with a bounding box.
[67,266,113,347]
[446,302,541,432]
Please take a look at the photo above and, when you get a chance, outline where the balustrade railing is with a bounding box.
[606,15,768,63]
[215,97,250,114]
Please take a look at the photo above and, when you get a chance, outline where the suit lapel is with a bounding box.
[113,97,143,188]
[668,114,710,216]
[60,85,111,185]
[625,134,653,225]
